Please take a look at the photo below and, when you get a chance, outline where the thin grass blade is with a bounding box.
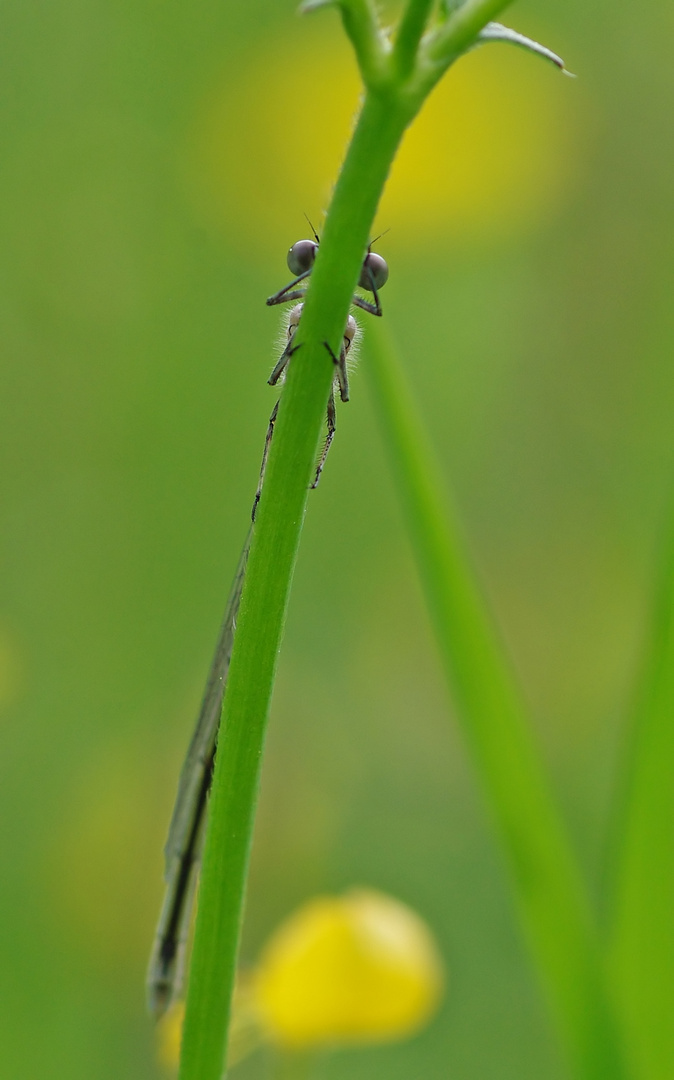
[363,318,629,1080]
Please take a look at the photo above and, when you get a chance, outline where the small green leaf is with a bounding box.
[477,22,574,74]
[363,319,629,1080]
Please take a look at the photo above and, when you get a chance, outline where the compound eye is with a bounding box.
[287,240,318,276]
[358,251,389,292]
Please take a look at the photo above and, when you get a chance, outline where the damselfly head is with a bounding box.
[287,240,319,276]
[286,234,388,298]
[358,251,389,293]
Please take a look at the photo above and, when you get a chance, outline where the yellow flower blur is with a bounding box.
[253,889,444,1048]
[184,19,574,256]
[157,1002,184,1071]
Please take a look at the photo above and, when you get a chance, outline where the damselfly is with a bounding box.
[253,229,388,511]
[147,235,388,1016]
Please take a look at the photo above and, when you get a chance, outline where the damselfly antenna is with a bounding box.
[368,228,390,248]
[303,212,320,244]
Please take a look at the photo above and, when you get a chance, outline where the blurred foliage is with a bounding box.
[1,0,674,1078]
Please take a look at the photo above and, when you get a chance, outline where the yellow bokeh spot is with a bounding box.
[157,1002,185,1072]
[185,21,574,254]
[253,889,444,1048]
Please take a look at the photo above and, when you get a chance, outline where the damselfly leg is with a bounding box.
[252,398,278,523]
[259,235,388,500]
[253,304,356,515]
[312,385,336,490]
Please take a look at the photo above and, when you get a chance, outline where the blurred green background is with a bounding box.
[1,1,673,1077]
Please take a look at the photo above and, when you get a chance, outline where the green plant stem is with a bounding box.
[337,0,389,86]
[301,0,388,87]
[175,3,576,1076]
[363,320,630,1080]
[177,90,413,1080]
[393,0,435,79]
[426,0,513,62]
[607,515,674,1079]
[401,0,514,102]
